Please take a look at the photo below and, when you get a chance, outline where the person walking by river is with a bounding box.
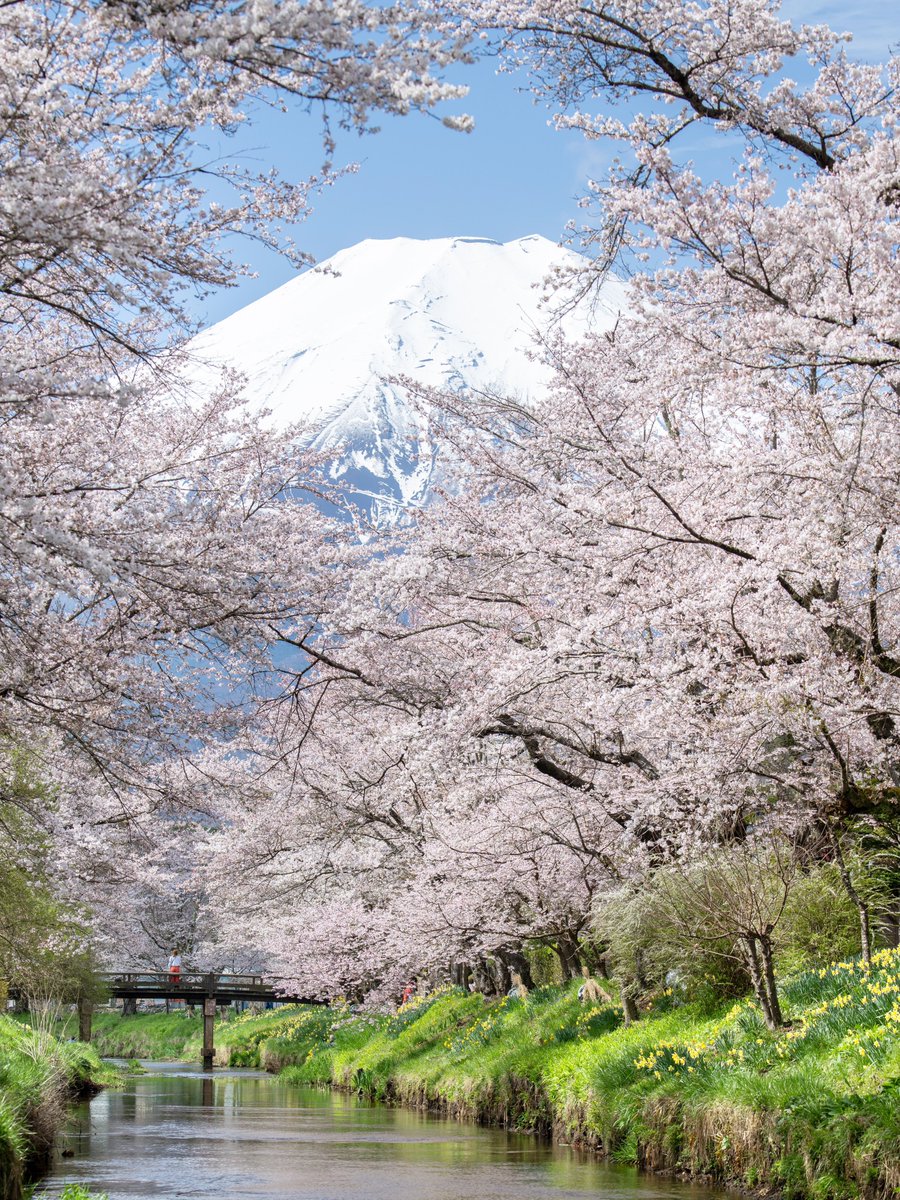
[167,949,182,986]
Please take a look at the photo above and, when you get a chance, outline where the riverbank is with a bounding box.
[0,1014,114,1200]
[76,948,900,1200]
[88,1010,204,1061]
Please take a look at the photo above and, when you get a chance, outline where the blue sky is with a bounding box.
[196,0,896,329]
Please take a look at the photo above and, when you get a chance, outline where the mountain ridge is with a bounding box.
[183,234,626,514]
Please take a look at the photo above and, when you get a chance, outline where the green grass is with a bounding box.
[87,1010,203,1060]
[54,947,900,1200]
[236,952,900,1198]
[35,1006,208,1062]
[0,1014,114,1200]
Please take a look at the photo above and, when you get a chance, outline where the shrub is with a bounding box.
[777,863,868,975]
[527,946,564,987]
[595,881,750,1009]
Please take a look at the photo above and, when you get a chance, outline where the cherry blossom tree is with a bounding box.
[402,0,900,837]
[212,0,900,997]
[16,0,899,1000]
[3,0,471,351]
[195,676,626,997]
[0,0,475,959]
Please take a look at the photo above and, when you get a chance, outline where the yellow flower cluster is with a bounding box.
[397,982,454,1016]
[228,1005,334,1052]
[813,945,900,983]
[634,1038,710,1078]
[783,947,900,1053]
[843,1028,886,1059]
[575,1003,620,1039]
[230,1002,305,1028]
[269,1012,322,1040]
[443,999,508,1055]
[633,1000,761,1076]
[634,947,900,1079]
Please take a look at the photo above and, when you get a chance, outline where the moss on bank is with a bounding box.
[0,1015,114,1200]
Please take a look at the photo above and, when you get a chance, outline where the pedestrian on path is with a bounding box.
[167,949,182,985]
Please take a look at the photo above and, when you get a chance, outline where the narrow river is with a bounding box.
[38,1063,729,1200]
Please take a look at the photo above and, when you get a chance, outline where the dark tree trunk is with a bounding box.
[504,948,535,990]
[123,997,137,1016]
[621,981,640,1026]
[758,934,784,1028]
[470,958,492,995]
[556,934,582,979]
[492,954,512,995]
[829,830,872,965]
[619,944,648,1025]
[742,934,783,1030]
[450,963,471,990]
[742,935,774,1028]
[580,942,609,978]
[881,892,900,949]
[78,997,92,1044]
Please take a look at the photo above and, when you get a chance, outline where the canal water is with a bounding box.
[37,1063,728,1200]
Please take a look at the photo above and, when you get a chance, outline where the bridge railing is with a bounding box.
[100,971,268,989]
[95,972,308,999]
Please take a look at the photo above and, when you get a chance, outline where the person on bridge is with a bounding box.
[167,950,182,985]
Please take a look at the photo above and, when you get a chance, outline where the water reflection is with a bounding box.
[38,1064,730,1200]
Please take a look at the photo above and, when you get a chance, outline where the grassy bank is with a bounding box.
[87,1011,203,1061]
[0,1015,113,1200]
[278,958,899,1200]
[72,949,900,1199]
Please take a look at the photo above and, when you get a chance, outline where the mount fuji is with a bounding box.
[185,234,626,516]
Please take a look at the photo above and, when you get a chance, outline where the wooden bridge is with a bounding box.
[79,971,322,1069]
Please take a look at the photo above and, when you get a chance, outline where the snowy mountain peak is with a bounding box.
[186,235,626,513]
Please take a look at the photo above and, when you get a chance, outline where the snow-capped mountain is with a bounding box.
[185,234,626,515]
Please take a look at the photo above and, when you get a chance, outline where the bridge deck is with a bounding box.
[98,971,319,1005]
